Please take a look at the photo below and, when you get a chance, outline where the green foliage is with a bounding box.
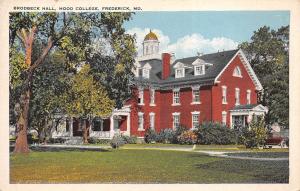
[64,64,115,118]
[121,135,138,144]
[144,129,158,143]
[157,129,175,143]
[239,25,289,128]
[239,116,268,148]
[177,131,198,145]
[87,138,111,144]
[110,134,126,149]
[194,122,236,145]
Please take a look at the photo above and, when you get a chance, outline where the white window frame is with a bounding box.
[222,111,227,125]
[247,89,251,104]
[233,66,242,77]
[138,88,144,105]
[194,65,205,76]
[235,88,240,105]
[138,112,144,131]
[149,112,155,130]
[172,112,180,129]
[172,88,180,106]
[191,86,201,104]
[191,111,200,129]
[150,88,156,106]
[142,68,150,78]
[222,86,227,104]
[175,68,185,78]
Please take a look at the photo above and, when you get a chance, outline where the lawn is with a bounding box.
[10,149,289,183]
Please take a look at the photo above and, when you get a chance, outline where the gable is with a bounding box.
[214,49,263,91]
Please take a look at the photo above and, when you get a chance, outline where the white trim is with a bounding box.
[194,65,205,76]
[191,111,200,115]
[233,66,242,78]
[235,88,240,106]
[172,112,181,116]
[222,111,227,125]
[191,112,200,129]
[138,88,144,105]
[172,112,180,129]
[173,62,186,69]
[246,89,251,104]
[222,86,228,104]
[175,68,185,78]
[149,112,155,130]
[214,49,263,91]
[137,112,144,131]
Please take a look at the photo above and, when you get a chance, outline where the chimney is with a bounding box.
[162,53,171,80]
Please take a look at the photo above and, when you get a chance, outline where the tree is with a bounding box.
[239,26,289,128]
[9,12,135,153]
[64,64,115,143]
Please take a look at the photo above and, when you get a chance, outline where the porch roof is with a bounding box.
[230,104,268,113]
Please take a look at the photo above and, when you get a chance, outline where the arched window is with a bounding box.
[233,66,242,77]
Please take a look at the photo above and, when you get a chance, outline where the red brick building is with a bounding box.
[52,31,267,140]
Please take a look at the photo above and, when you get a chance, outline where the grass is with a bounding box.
[10,149,289,183]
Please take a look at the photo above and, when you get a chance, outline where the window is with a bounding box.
[150,88,155,105]
[222,86,227,104]
[247,90,251,104]
[192,88,200,103]
[194,65,205,75]
[172,113,180,129]
[175,68,184,78]
[173,89,180,105]
[66,119,70,132]
[138,89,144,105]
[222,111,227,125]
[138,112,144,130]
[142,69,150,78]
[191,112,200,129]
[233,66,242,77]
[149,113,155,130]
[92,118,102,131]
[235,88,240,105]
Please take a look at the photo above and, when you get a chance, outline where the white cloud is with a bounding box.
[126,28,239,59]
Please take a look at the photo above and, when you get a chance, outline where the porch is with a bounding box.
[51,106,131,139]
[229,104,268,129]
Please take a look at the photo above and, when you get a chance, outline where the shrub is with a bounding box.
[177,131,197,145]
[48,137,65,144]
[195,122,236,145]
[144,128,159,143]
[121,135,137,144]
[240,117,267,148]
[110,134,125,149]
[173,125,189,143]
[87,137,111,144]
[157,129,175,143]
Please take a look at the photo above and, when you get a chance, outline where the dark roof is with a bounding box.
[135,49,239,88]
[231,104,259,110]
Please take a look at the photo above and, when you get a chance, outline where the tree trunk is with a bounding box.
[14,90,31,153]
[83,119,89,144]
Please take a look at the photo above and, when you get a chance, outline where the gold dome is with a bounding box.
[144,30,158,41]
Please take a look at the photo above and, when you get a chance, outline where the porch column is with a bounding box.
[69,118,73,137]
[110,115,115,138]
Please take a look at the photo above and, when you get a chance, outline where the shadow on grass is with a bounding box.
[10,146,111,153]
[195,157,289,183]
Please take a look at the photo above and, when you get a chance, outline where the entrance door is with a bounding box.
[232,115,245,129]
[72,118,82,136]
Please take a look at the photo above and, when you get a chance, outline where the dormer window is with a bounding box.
[175,68,184,78]
[142,63,151,79]
[142,69,150,78]
[194,65,205,76]
[233,66,242,77]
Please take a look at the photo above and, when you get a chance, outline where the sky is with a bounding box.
[124,11,289,58]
